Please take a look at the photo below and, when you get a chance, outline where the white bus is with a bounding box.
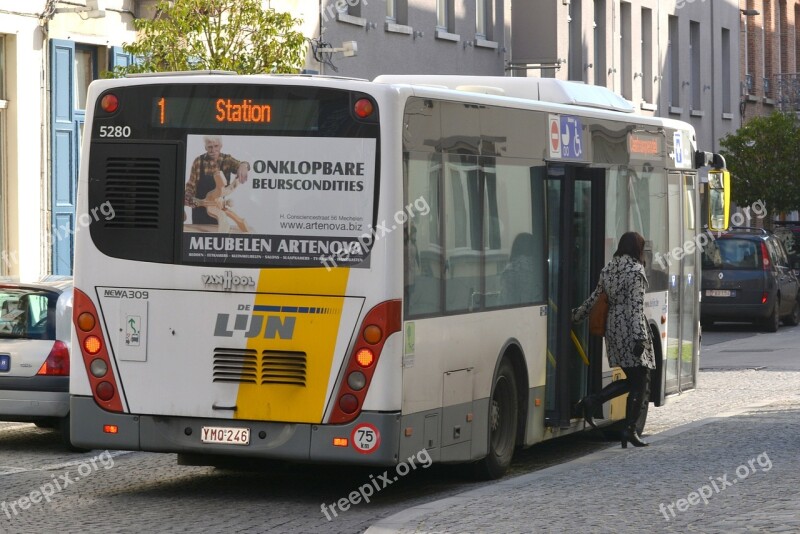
[70,73,728,478]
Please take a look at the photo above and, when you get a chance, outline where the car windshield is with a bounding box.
[702,238,761,270]
[0,288,58,340]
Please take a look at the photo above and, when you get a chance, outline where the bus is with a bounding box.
[70,72,728,478]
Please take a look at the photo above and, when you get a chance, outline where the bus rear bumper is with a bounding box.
[70,395,400,465]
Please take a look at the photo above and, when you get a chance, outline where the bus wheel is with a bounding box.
[473,359,518,480]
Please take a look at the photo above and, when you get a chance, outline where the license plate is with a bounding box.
[706,289,734,297]
[200,426,250,445]
[0,354,8,372]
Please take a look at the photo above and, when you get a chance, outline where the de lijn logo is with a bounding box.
[201,271,256,291]
[214,312,295,340]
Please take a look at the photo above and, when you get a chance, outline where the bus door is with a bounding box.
[665,172,699,393]
[544,165,605,427]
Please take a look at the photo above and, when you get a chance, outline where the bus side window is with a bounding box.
[405,153,443,317]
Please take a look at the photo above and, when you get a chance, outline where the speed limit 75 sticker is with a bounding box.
[351,423,381,454]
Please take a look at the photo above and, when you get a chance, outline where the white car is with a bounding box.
[0,276,75,448]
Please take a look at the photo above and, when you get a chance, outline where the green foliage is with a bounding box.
[719,111,800,222]
[108,0,305,77]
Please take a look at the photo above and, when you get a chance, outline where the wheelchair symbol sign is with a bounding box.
[673,132,683,165]
[560,116,584,159]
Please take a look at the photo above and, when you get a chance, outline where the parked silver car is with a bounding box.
[0,276,75,447]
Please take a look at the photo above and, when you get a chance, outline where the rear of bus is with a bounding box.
[70,74,405,465]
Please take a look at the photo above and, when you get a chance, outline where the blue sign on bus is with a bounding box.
[560,115,584,160]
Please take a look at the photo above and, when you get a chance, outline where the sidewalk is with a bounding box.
[366,395,800,533]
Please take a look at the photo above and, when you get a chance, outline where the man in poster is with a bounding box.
[184,135,251,233]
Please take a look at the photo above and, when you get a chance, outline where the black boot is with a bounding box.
[577,379,629,429]
[621,389,649,448]
[575,395,599,429]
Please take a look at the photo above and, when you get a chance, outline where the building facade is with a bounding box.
[513,0,743,156]
[286,0,511,78]
[740,0,800,120]
[0,0,142,280]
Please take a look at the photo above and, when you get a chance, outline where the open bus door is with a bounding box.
[544,165,605,428]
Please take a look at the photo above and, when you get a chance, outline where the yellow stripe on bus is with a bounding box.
[234,267,350,423]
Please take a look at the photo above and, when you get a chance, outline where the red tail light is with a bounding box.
[36,341,70,376]
[354,98,374,119]
[73,288,123,412]
[762,292,769,304]
[329,300,402,424]
[761,243,771,270]
[100,93,119,113]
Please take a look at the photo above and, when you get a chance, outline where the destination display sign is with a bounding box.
[152,96,320,130]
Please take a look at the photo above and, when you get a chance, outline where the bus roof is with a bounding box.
[373,75,635,114]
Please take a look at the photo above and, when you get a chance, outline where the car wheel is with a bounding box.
[763,301,780,333]
[784,299,800,326]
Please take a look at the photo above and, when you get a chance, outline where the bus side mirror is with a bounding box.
[707,170,730,231]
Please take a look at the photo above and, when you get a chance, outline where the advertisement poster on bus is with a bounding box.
[182,134,376,266]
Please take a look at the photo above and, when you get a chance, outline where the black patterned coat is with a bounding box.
[572,254,656,369]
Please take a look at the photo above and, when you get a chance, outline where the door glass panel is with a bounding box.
[569,179,593,408]
[544,175,562,411]
[680,174,697,384]
[666,173,681,390]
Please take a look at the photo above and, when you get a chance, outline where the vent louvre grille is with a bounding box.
[213,349,258,384]
[212,349,307,386]
[103,157,161,229]
[261,351,307,386]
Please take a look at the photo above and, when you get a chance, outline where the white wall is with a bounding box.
[0,1,136,281]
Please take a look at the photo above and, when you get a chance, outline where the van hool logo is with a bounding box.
[201,271,256,291]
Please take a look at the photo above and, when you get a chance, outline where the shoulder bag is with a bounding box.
[588,291,609,337]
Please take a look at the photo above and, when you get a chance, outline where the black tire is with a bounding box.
[763,300,780,333]
[473,359,518,480]
[34,420,56,429]
[784,299,800,326]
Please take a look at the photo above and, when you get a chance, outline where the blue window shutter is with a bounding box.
[109,45,133,70]
[50,39,76,275]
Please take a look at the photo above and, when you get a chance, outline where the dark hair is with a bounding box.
[510,232,536,259]
[614,231,645,263]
